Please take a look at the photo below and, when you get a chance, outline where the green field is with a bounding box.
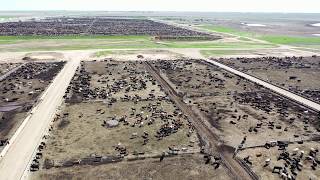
[199,25,254,37]
[199,25,320,46]
[0,35,163,51]
[0,34,277,52]
[164,41,275,49]
[0,40,16,44]
[259,35,320,45]
[94,49,175,57]
[0,16,14,19]
[0,41,164,52]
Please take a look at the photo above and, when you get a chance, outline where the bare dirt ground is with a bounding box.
[0,51,65,63]
[24,52,64,61]
[0,52,26,63]
[96,49,183,61]
[202,48,317,59]
[32,154,231,180]
[43,101,198,163]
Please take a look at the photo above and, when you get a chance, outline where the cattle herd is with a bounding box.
[0,17,217,38]
[27,57,320,180]
[0,13,319,180]
[152,59,320,180]
[0,52,318,180]
[0,63,21,77]
[0,62,65,151]
[215,56,320,104]
[31,59,231,179]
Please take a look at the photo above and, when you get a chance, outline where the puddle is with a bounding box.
[311,23,320,27]
[241,23,266,27]
[0,105,21,112]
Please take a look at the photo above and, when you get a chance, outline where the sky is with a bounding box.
[1,0,320,13]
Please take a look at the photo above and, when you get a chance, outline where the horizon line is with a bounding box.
[0,10,320,14]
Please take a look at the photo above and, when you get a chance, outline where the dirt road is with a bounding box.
[0,58,80,180]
